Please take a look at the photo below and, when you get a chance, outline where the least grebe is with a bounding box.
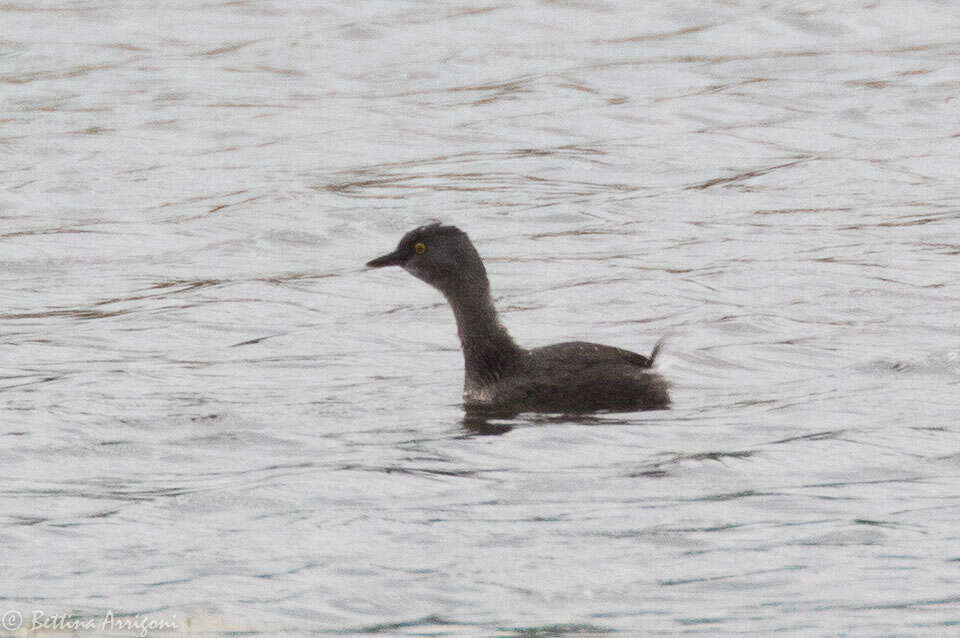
[366,224,670,414]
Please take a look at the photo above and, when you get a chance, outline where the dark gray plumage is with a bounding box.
[366,223,670,415]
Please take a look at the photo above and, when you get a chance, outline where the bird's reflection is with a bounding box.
[460,408,644,436]
[460,409,515,435]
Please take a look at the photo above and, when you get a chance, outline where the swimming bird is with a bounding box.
[366,223,670,415]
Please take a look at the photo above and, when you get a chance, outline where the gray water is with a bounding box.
[2,1,959,636]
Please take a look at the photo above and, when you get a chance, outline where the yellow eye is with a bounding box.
[414,242,427,255]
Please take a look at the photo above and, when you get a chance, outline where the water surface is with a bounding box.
[1,1,959,636]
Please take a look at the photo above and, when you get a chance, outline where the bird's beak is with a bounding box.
[365,249,406,268]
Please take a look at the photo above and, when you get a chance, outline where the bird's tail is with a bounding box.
[648,338,666,367]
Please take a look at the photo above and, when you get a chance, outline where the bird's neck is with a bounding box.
[442,280,522,387]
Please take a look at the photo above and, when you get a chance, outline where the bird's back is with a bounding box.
[466,341,670,415]
[529,341,658,368]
